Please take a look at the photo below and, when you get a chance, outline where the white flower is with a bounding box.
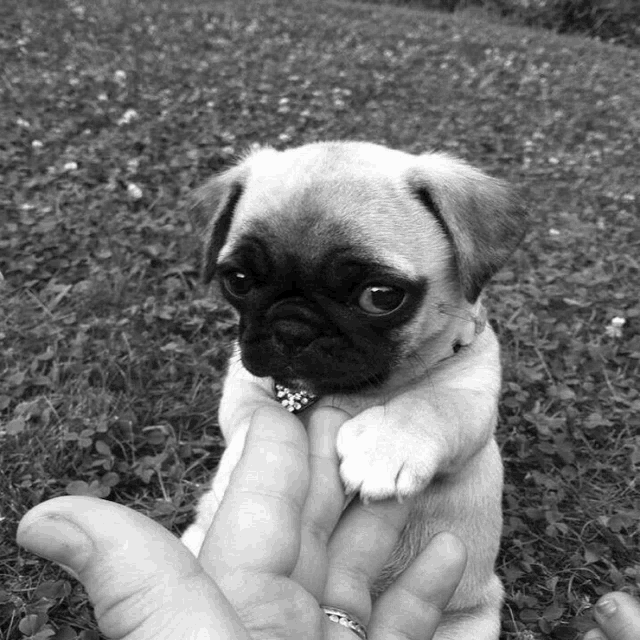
[98,92,108,101]
[127,183,143,200]
[70,3,85,18]
[31,140,43,149]
[117,109,138,125]
[114,70,127,84]
[63,161,78,172]
[548,228,560,236]
[605,317,626,338]
[17,117,30,128]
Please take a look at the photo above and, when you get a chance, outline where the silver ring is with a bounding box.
[321,605,368,639]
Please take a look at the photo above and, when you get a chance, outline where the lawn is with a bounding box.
[1,0,639,638]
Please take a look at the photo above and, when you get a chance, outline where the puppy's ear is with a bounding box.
[408,153,528,302]
[189,163,248,284]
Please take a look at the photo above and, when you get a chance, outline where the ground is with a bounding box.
[0,1,638,638]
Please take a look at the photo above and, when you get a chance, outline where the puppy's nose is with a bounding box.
[273,320,317,353]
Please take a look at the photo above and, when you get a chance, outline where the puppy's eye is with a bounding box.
[358,285,406,315]
[222,270,253,297]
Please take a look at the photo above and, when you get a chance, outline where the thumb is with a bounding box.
[590,592,640,640]
[17,496,251,640]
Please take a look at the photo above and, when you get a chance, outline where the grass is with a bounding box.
[347,0,640,48]
[1,0,639,638]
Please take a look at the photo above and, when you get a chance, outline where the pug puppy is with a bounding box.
[181,141,527,639]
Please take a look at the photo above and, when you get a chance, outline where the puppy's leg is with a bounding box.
[371,423,504,640]
[433,599,501,640]
[434,531,503,640]
[181,354,278,555]
[181,492,221,555]
[181,430,246,555]
[337,329,502,500]
[433,441,504,640]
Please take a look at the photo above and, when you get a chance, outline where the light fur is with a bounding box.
[181,142,527,639]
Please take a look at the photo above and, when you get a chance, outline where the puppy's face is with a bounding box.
[191,142,526,395]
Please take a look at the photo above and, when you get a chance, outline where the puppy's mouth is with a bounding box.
[272,369,389,396]
[240,337,392,396]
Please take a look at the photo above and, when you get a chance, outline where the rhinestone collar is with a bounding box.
[274,382,319,414]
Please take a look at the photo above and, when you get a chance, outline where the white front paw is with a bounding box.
[336,408,440,501]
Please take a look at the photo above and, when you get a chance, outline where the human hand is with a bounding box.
[17,406,467,639]
[583,592,640,640]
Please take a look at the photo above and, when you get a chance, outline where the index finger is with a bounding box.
[199,406,310,579]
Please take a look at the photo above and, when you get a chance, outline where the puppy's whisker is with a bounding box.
[438,302,487,333]
[437,302,477,323]
[405,352,429,381]
[408,351,427,370]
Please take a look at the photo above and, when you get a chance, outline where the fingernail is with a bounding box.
[584,630,606,640]
[19,515,93,578]
[596,597,617,618]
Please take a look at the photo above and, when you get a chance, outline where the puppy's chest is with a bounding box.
[302,389,396,422]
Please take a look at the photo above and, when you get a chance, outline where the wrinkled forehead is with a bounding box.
[219,212,418,280]
[217,165,434,277]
